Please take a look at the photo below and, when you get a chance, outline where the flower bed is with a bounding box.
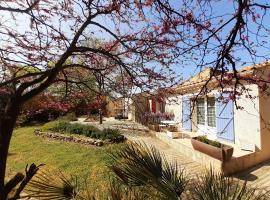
[143,112,174,125]
[41,120,126,144]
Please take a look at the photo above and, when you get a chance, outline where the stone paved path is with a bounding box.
[124,133,207,179]
[77,118,270,191]
[235,160,270,191]
[124,132,270,191]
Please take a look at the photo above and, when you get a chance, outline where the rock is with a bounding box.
[35,131,107,147]
[96,141,103,146]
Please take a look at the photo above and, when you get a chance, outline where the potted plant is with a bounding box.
[166,125,179,139]
[191,136,234,161]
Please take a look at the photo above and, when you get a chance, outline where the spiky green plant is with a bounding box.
[108,181,149,200]
[109,142,188,200]
[25,170,78,200]
[189,168,269,200]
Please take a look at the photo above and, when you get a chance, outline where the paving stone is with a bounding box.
[124,132,270,192]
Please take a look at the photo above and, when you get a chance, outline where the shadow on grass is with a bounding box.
[8,153,17,157]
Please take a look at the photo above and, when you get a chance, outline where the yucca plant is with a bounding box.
[9,145,267,200]
[5,163,43,200]
[189,168,269,200]
[109,142,188,200]
[108,181,149,200]
[25,170,78,200]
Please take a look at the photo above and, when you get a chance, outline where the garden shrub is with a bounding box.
[40,120,66,132]
[91,130,105,139]
[41,121,125,143]
[51,121,71,132]
[99,128,116,140]
[65,123,84,134]
[196,136,222,148]
[81,126,97,137]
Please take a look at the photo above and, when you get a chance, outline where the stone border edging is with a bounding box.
[34,129,104,146]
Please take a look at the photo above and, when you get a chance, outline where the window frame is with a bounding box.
[196,96,216,128]
[207,97,216,127]
[196,98,206,125]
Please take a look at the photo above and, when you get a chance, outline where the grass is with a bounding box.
[6,125,124,197]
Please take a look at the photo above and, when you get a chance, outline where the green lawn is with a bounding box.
[7,126,123,197]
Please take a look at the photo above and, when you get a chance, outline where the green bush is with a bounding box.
[66,123,84,134]
[40,120,66,132]
[58,113,77,121]
[40,121,125,143]
[196,136,222,148]
[102,128,120,138]
[81,126,96,137]
[99,128,125,142]
[51,121,71,132]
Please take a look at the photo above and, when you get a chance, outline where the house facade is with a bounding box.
[153,62,270,174]
[164,67,264,148]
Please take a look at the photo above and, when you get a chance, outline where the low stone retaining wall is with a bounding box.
[34,129,105,146]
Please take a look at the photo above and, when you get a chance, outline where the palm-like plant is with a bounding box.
[109,142,188,200]
[108,181,149,200]
[189,168,269,200]
[11,143,269,200]
[25,170,78,200]
[109,142,269,200]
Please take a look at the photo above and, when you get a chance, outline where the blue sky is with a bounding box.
[169,0,270,80]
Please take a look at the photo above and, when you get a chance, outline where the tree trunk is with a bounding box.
[0,100,20,200]
[99,108,103,124]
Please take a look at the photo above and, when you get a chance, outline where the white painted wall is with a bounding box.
[234,84,261,150]
[164,85,261,151]
[126,98,134,120]
[204,86,261,150]
[165,95,182,128]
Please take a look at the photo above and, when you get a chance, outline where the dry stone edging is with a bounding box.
[34,129,104,146]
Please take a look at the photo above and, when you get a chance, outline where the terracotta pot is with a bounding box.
[191,137,234,161]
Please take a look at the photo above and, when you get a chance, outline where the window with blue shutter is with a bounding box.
[216,93,235,142]
[182,96,192,131]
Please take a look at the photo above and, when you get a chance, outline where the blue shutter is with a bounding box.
[216,93,235,142]
[182,96,192,131]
